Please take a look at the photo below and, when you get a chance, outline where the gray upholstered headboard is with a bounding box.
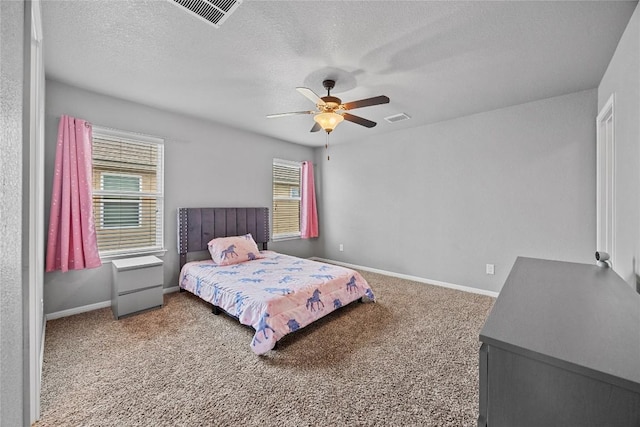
[177,207,269,270]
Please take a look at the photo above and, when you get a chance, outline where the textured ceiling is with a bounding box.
[42,0,637,147]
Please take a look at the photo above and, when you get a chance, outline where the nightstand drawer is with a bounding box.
[116,286,163,318]
[115,264,163,294]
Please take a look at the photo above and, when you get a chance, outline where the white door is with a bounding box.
[596,94,615,267]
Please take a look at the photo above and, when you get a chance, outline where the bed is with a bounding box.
[177,207,375,355]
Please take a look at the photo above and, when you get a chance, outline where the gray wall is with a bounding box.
[597,4,640,290]
[1,1,26,425]
[315,89,597,293]
[44,80,318,315]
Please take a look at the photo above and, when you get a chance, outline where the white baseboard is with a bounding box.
[39,318,46,385]
[310,257,499,298]
[45,286,182,320]
[45,300,112,321]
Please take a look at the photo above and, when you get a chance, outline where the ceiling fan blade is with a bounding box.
[342,113,377,128]
[342,95,390,110]
[266,111,315,118]
[310,122,322,132]
[296,87,326,106]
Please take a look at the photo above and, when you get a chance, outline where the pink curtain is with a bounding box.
[300,161,319,239]
[46,115,102,272]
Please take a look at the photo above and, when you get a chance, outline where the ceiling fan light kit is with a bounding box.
[313,112,344,133]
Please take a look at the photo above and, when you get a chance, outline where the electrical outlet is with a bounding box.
[486,264,495,275]
[339,244,344,252]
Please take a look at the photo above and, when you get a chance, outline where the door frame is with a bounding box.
[28,0,44,422]
[596,93,615,267]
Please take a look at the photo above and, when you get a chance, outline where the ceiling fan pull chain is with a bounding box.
[326,133,330,161]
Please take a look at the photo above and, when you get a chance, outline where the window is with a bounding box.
[92,126,164,257]
[100,174,142,229]
[272,159,301,239]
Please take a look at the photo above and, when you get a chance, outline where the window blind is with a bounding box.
[91,127,164,257]
[272,160,301,238]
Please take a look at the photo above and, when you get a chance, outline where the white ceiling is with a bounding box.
[42,0,637,147]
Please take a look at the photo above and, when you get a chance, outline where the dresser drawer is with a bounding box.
[114,264,163,294]
[115,286,163,318]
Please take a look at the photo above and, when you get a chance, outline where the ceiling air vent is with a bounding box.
[169,0,242,28]
[384,113,411,124]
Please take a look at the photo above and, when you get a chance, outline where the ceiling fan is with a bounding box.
[267,79,390,134]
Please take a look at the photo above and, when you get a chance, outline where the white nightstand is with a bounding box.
[111,256,163,319]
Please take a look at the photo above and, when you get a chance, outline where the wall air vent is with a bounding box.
[169,0,242,28]
[384,113,411,124]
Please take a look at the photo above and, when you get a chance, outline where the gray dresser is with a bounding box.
[112,256,163,319]
[478,257,640,427]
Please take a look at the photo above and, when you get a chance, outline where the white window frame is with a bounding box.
[99,172,143,229]
[272,158,302,241]
[92,126,165,259]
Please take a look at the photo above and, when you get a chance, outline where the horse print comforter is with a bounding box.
[179,251,375,355]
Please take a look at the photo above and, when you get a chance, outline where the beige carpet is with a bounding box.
[37,270,494,427]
